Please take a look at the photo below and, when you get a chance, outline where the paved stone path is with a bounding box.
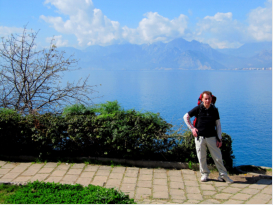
[0,161,271,204]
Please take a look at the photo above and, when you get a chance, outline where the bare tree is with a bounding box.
[0,26,97,114]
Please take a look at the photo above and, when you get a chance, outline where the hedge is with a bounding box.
[0,101,235,170]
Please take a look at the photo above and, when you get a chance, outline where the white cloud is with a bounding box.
[194,12,247,48]
[41,0,189,46]
[0,26,24,38]
[41,0,272,49]
[122,12,188,45]
[247,0,272,41]
[41,0,122,46]
[46,35,68,47]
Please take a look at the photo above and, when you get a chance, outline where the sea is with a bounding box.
[65,69,272,167]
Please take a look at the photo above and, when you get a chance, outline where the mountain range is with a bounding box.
[62,38,272,70]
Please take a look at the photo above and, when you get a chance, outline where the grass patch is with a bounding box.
[1,181,135,204]
[0,184,21,204]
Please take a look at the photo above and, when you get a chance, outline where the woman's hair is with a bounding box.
[201,91,212,98]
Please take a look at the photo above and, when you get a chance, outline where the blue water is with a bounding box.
[65,69,272,167]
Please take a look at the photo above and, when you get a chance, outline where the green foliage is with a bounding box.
[0,184,21,204]
[0,101,235,171]
[3,181,135,204]
[62,104,95,116]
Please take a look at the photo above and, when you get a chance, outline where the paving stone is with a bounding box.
[247,193,272,203]
[202,190,216,195]
[1,172,20,180]
[10,166,28,173]
[213,193,232,200]
[106,179,121,188]
[200,184,216,191]
[56,164,70,171]
[241,188,260,195]
[96,170,111,176]
[200,199,220,204]
[137,180,152,188]
[153,185,168,192]
[231,193,252,200]
[43,163,58,168]
[169,181,184,189]
[168,170,182,176]
[181,170,195,175]
[1,163,17,169]
[260,186,272,194]
[221,187,241,194]
[172,199,186,203]
[38,167,54,174]
[28,164,44,169]
[13,176,32,182]
[70,164,85,169]
[45,176,62,183]
[123,177,137,184]
[135,193,150,200]
[213,181,229,186]
[135,187,151,197]
[67,169,82,175]
[30,174,49,182]
[120,183,136,192]
[153,192,169,199]
[216,186,226,192]
[21,168,41,176]
[0,161,7,166]
[76,177,92,186]
[127,167,139,171]
[168,176,183,182]
[230,183,249,188]
[223,199,244,204]
[154,169,166,173]
[248,184,267,189]
[139,174,153,181]
[170,194,186,200]
[111,167,126,173]
[125,170,138,178]
[153,178,167,186]
[169,189,185,196]
[183,174,197,181]
[98,166,112,170]
[186,193,203,200]
[84,165,99,172]
[185,186,201,194]
[61,175,79,183]
[184,180,199,186]
[109,172,123,179]
[139,169,153,175]
[0,169,11,174]
[81,172,95,178]
[154,172,167,179]
[91,176,108,186]
[184,199,201,204]
[50,170,67,177]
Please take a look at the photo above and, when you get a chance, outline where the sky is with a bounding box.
[0,0,272,50]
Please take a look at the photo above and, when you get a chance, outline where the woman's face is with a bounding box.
[202,93,212,108]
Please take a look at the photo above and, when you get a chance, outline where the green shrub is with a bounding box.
[4,181,135,204]
[0,101,235,170]
[168,131,235,171]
